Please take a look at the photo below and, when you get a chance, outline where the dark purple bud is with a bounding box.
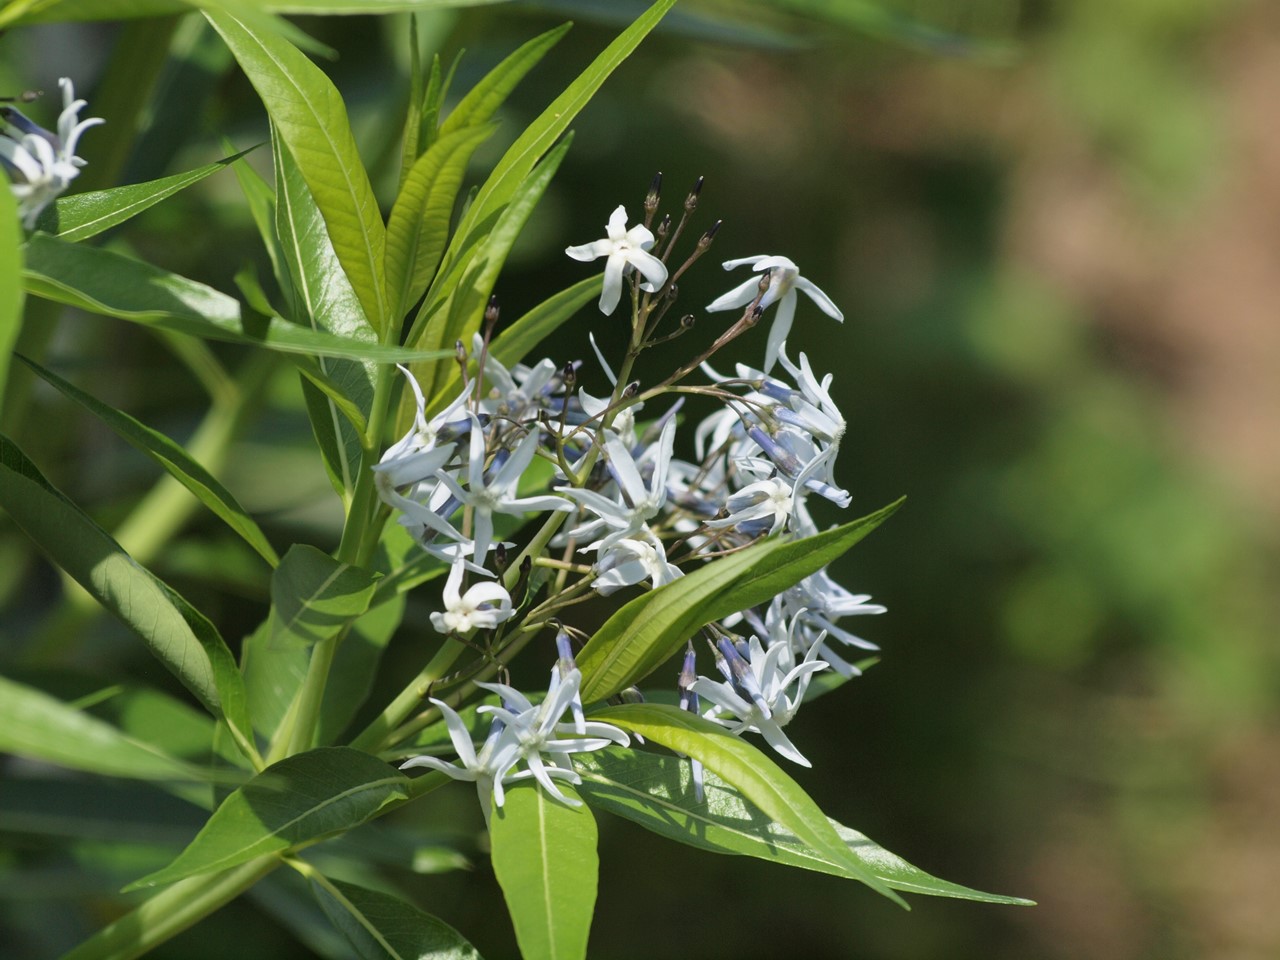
[684,176,705,211]
[697,219,722,250]
[645,171,662,212]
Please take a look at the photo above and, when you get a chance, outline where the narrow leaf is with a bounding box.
[0,434,255,758]
[575,748,1033,904]
[0,675,206,782]
[490,782,598,960]
[594,703,905,905]
[438,23,570,139]
[208,9,390,337]
[229,146,296,313]
[578,499,903,702]
[0,182,21,411]
[385,122,496,320]
[312,876,483,960]
[34,148,255,243]
[125,747,409,890]
[18,354,280,566]
[21,234,444,362]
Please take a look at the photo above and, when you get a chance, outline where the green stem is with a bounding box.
[348,637,465,753]
[60,856,279,960]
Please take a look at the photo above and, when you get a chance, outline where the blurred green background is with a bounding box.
[2,1,1278,958]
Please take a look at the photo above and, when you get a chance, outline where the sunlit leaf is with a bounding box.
[207,9,390,337]
[21,234,445,361]
[17,354,280,567]
[490,782,598,960]
[575,748,1034,904]
[125,747,409,890]
[33,148,255,243]
[594,703,904,904]
[577,499,902,702]
[312,875,483,960]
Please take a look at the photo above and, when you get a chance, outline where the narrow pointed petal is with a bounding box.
[764,292,798,372]
[706,276,761,313]
[794,276,844,321]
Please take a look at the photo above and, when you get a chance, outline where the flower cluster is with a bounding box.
[1,78,101,228]
[391,181,884,812]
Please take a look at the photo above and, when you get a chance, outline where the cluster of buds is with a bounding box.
[383,176,883,809]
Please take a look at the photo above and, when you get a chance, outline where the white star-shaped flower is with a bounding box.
[565,205,669,315]
[429,560,515,634]
[1,78,103,229]
[706,255,843,371]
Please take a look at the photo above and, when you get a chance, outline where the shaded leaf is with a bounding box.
[575,747,1033,904]
[593,703,904,904]
[17,354,279,566]
[126,747,409,889]
[0,434,255,759]
[0,182,22,412]
[490,782,597,960]
[578,499,902,702]
[34,148,255,242]
[312,876,483,960]
[0,675,206,782]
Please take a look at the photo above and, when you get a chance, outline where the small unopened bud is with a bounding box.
[561,361,577,389]
[645,171,662,213]
[665,282,678,303]
[0,90,41,104]
[510,555,532,606]
[684,175,705,212]
[454,339,468,368]
[622,380,641,399]
[698,219,722,251]
[680,313,695,330]
[618,686,646,705]
[655,213,672,242]
[484,295,500,333]
[494,542,509,574]
[555,629,577,671]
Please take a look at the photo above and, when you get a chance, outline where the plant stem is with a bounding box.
[348,637,465,753]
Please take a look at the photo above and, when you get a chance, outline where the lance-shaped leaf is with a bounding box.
[229,146,296,314]
[574,748,1033,905]
[412,138,571,405]
[0,434,256,761]
[33,148,255,243]
[243,545,377,739]
[0,675,208,783]
[17,354,279,567]
[593,703,904,905]
[273,123,376,492]
[20,234,446,362]
[440,24,569,140]
[490,782,598,960]
[0,182,20,410]
[125,747,409,890]
[577,498,902,702]
[207,9,389,338]
[446,0,677,269]
[384,122,496,321]
[312,876,483,960]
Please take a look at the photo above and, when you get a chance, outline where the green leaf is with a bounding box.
[17,354,280,567]
[125,747,409,890]
[575,748,1033,905]
[578,498,903,702]
[451,0,676,255]
[0,675,206,782]
[490,782,598,960]
[0,181,21,413]
[273,122,376,492]
[21,234,445,362]
[593,703,905,905]
[385,123,496,321]
[207,8,389,338]
[33,148,255,243]
[0,433,256,760]
[438,23,570,139]
[229,144,296,312]
[412,137,571,404]
[312,876,483,960]
[244,545,377,739]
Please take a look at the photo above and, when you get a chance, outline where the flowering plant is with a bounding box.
[0,3,1029,958]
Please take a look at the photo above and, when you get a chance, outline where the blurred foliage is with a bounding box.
[1,0,1278,958]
